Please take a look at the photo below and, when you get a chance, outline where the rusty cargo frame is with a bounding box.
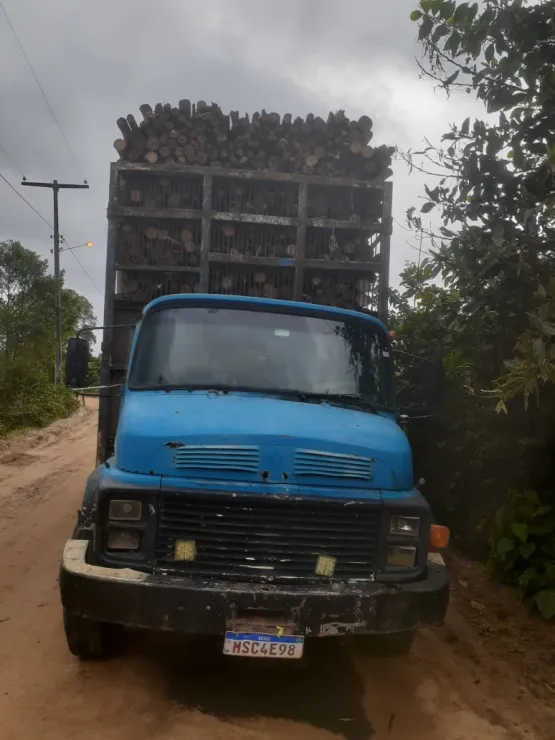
[97,161,393,464]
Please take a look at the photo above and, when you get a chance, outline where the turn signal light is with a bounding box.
[429,524,450,551]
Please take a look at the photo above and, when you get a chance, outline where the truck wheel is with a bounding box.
[355,630,415,657]
[63,608,121,660]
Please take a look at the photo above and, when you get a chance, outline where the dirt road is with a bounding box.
[0,402,553,740]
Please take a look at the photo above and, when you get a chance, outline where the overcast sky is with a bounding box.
[0,0,483,321]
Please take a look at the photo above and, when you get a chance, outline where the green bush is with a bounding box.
[0,240,96,438]
[0,374,78,434]
[488,489,555,620]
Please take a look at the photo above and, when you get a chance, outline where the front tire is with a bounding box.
[63,608,121,660]
[355,630,415,657]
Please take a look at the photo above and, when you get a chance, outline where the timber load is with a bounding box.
[114,100,394,182]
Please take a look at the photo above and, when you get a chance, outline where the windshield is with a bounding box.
[128,306,394,408]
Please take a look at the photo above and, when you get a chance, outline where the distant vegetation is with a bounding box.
[86,354,101,388]
[402,0,555,619]
[0,240,96,435]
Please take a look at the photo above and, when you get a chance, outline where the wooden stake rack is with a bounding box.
[106,161,392,315]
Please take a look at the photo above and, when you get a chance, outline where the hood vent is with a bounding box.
[294,449,373,481]
[173,445,260,473]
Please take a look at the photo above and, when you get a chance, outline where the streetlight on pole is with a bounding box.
[60,241,93,252]
[20,178,89,384]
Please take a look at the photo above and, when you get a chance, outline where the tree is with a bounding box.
[404,0,555,617]
[0,240,53,366]
[0,240,97,433]
[408,0,555,385]
[0,241,96,372]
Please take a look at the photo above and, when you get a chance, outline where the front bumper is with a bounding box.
[60,540,449,637]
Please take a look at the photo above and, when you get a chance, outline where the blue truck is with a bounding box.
[60,157,449,660]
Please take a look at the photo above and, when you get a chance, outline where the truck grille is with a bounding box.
[155,491,380,580]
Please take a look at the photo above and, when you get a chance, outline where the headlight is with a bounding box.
[387,545,416,569]
[109,499,142,521]
[107,529,140,551]
[390,515,420,537]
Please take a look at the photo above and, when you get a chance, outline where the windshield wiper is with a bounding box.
[138,383,309,398]
[145,383,239,393]
[300,392,391,413]
[134,384,390,413]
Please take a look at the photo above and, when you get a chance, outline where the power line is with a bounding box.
[68,248,104,296]
[21,180,89,383]
[0,1,87,181]
[0,173,102,298]
[0,172,52,228]
[0,140,22,176]
[63,238,103,296]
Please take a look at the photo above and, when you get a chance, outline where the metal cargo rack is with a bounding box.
[98,161,392,462]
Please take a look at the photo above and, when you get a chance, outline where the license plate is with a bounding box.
[223,632,304,659]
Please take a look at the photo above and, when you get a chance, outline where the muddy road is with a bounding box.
[0,401,553,740]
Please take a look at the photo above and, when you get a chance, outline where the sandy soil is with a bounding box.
[0,399,553,740]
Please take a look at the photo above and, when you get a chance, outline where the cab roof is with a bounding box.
[142,293,387,332]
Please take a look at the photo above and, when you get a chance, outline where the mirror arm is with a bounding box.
[76,323,136,340]
[393,349,439,366]
[399,413,410,432]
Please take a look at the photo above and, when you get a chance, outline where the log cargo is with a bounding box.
[114,101,394,182]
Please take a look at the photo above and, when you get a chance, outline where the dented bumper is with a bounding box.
[60,540,449,637]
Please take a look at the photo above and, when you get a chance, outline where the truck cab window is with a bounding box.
[129,306,394,408]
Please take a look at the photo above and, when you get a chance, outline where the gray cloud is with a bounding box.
[0,0,476,321]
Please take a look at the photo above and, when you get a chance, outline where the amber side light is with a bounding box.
[429,524,450,551]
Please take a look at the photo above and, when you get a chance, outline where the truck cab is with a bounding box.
[60,293,449,660]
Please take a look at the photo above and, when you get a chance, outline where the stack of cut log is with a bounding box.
[114,101,394,181]
[305,275,375,309]
[118,272,201,303]
[118,222,201,268]
[210,270,292,300]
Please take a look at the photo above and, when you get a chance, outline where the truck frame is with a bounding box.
[98,162,393,464]
[60,160,452,661]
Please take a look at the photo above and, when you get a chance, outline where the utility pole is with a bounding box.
[21,179,89,384]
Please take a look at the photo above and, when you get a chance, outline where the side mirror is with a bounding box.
[65,337,89,388]
[395,350,444,415]
[416,356,444,408]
